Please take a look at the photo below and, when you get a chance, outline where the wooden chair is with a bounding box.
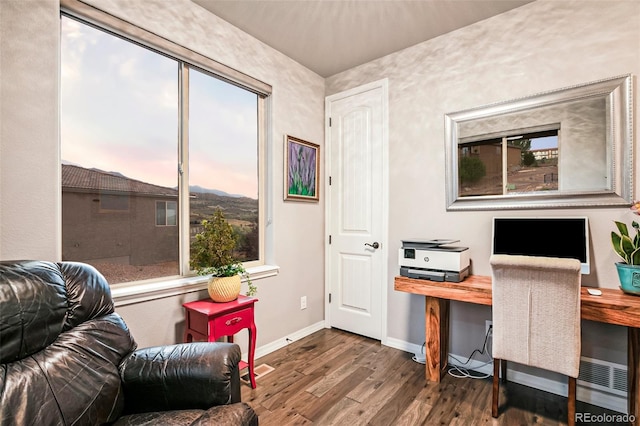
[490,254,582,426]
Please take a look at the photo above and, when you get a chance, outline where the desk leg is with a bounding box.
[248,321,257,389]
[425,296,449,382]
[629,327,639,425]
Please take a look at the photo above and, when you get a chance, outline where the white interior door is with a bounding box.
[325,80,388,340]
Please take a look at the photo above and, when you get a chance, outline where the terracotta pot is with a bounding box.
[615,262,640,296]
[208,275,241,302]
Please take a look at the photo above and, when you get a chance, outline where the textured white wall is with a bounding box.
[0,0,326,351]
[326,0,639,363]
[0,0,61,261]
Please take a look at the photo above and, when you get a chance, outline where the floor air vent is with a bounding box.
[578,356,627,396]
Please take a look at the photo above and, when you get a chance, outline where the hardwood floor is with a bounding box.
[241,328,628,425]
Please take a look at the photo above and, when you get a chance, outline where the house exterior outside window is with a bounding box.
[62,165,179,271]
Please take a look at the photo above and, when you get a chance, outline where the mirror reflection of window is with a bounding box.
[445,75,632,210]
[506,131,559,194]
[458,129,559,197]
[458,138,502,197]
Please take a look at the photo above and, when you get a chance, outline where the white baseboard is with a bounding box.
[510,367,628,414]
[385,336,424,355]
[486,360,628,414]
[242,320,326,361]
[384,338,628,414]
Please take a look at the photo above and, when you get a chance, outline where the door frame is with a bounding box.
[324,78,389,344]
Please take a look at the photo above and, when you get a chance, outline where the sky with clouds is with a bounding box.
[60,16,258,199]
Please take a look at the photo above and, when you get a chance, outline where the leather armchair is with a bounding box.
[0,260,258,425]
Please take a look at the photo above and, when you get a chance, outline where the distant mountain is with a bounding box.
[189,187,258,225]
[61,161,247,199]
[188,185,245,198]
[91,168,127,179]
[62,161,137,180]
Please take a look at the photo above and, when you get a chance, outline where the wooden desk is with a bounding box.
[183,295,258,388]
[395,275,640,422]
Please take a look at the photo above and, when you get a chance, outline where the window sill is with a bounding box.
[112,264,279,307]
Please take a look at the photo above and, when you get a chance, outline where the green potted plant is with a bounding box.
[611,202,640,295]
[190,209,256,302]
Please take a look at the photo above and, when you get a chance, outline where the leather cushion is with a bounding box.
[0,261,68,363]
[0,261,116,363]
[114,403,259,426]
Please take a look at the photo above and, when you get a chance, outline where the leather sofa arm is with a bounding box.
[119,342,242,415]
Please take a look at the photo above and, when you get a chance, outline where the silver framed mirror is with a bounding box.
[445,74,633,211]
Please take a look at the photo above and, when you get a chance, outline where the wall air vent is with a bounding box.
[578,356,627,396]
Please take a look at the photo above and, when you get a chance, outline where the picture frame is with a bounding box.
[284,135,320,202]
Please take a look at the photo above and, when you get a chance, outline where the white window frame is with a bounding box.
[61,0,278,306]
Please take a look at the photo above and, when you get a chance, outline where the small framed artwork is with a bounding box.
[284,135,320,202]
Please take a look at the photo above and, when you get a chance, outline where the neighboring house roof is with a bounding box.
[62,164,178,197]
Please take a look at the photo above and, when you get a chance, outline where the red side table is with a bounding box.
[182,295,258,388]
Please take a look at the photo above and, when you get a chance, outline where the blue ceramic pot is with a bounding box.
[615,262,640,295]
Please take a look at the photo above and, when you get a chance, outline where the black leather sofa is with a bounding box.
[0,260,258,425]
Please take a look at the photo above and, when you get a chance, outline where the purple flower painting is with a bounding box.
[285,136,319,202]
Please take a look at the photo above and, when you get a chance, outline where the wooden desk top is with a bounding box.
[394,275,640,328]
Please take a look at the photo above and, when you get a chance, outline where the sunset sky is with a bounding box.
[60,16,258,199]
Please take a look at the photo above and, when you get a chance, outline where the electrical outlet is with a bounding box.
[300,296,307,310]
[485,320,492,336]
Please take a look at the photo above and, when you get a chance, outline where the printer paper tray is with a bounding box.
[399,266,469,283]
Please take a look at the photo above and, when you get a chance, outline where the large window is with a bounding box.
[61,14,263,285]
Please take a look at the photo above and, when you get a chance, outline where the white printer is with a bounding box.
[399,239,470,282]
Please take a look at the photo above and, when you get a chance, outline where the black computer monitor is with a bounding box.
[491,217,590,274]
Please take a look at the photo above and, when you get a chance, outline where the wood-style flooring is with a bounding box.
[241,328,628,425]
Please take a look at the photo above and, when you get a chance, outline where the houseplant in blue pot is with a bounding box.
[611,202,640,295]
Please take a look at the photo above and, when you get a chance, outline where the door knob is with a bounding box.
[365,242,380,249]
